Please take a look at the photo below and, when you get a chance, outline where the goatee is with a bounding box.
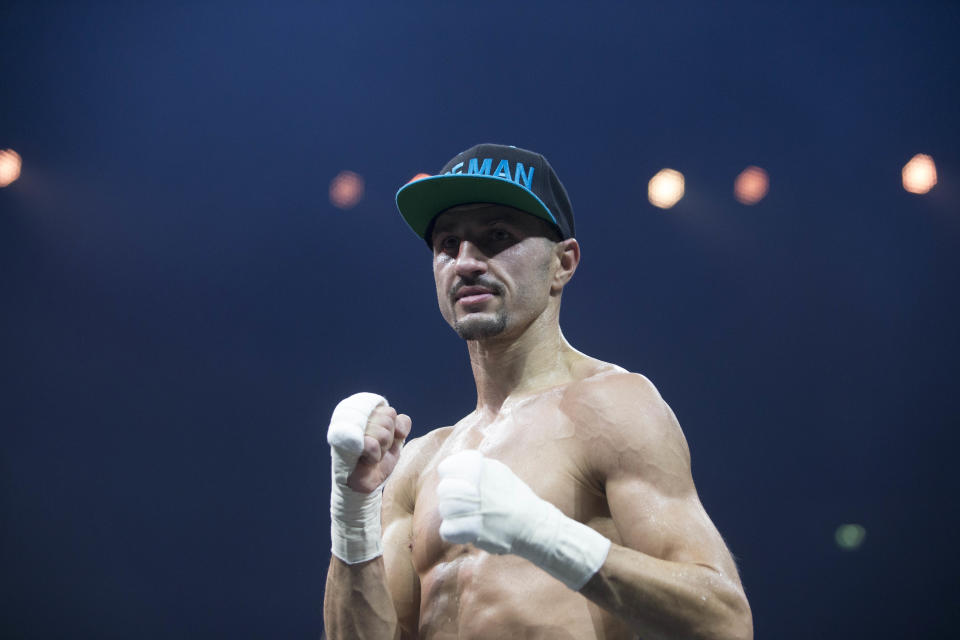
[454,312,507,340]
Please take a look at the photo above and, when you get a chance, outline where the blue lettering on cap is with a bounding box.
[514,163,534,189]
[493,159,511,180]
[467,158,492,175]
[448,157,536,191]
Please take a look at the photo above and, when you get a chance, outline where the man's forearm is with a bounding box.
[579,544,753,640]
[323,556,399,640]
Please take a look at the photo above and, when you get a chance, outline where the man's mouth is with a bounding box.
[454,285,496,305]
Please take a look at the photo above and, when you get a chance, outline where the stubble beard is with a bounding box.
[453,310,508,341]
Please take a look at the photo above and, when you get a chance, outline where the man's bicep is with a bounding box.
[606,473,739,579]
[586,375,741,579]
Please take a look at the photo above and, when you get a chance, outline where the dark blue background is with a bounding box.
[2,2,958,637]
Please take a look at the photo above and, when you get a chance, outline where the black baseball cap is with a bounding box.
[395,143,576,248]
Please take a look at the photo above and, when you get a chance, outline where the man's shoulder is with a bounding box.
[565,366,666,418]
[563,366,684,449]
[562,366,692,483]
[392,425,454,482]
[384,425,454,514]
[402,425,454,463]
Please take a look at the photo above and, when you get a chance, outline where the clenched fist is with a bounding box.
[347,402,411,493]
[327,392,412,564]
[436,449,611,590]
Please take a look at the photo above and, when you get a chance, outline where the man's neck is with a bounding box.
[465,313,576,415]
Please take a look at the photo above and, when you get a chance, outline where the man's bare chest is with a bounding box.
[409,400,610,575]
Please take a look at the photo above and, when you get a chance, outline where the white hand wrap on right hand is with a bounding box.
[327,392,387,564]
[437,450,611,591]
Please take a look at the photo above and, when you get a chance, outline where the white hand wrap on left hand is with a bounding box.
[436,449,611,591]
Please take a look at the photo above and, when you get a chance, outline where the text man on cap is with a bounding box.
[323,144,753,639]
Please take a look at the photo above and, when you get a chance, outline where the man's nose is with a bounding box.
[454,240,488,278]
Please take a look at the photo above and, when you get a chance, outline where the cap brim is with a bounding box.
[396,174,558,244]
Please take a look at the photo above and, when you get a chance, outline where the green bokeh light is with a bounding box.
[835,524,866,550]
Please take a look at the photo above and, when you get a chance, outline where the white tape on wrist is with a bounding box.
[327,392,387,564]
[519,498,612,591]
[437,450,611,591]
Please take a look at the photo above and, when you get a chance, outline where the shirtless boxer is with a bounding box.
[323,144,752,639]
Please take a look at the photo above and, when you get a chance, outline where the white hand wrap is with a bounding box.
[437,450,611,591]
[327,392,388,564]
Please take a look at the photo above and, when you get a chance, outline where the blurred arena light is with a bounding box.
[329,170,365,209]
[734,166,769,205]
[408,172,431,184]
[902,154,937,194]
[0,149,22,188]
[648,168,685,209]
[834,524,866,551]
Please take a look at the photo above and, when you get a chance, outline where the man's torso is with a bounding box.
[406,363,639,639]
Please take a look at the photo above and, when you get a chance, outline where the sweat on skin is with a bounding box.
[324,202,752,639]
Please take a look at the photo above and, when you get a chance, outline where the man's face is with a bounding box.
[431,204,559,341]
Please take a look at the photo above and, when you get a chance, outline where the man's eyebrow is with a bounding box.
[434,216,507,230]
[432,220,454,234]
[432,212,526,237]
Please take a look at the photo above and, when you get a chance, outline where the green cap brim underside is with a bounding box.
[396,174,557,242]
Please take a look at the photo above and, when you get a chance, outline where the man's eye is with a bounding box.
[441,236,460,250]
[490,229,511,241]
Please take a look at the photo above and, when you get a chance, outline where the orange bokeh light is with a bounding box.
[0,149,22,188]
[408,172,431,184]
[329,170,365,209]
[734,166,769,205]
[902,154,937,194]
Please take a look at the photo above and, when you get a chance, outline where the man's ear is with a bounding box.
[551,238,580,294]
